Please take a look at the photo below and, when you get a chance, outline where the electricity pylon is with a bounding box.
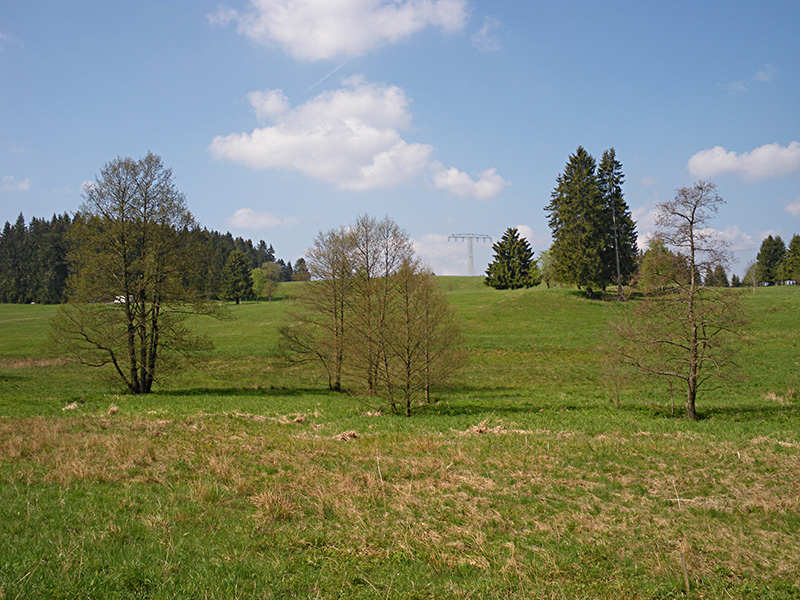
[448,233,491,277]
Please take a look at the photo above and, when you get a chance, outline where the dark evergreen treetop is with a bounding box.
[756,234,787,283]
[485,227,541,290]
[781,234,800,281]
[292,257,311,281]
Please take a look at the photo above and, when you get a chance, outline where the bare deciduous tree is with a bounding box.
[280,215,465,415]
[377,264,467,416]
[280,226,353,392]
[612,181,746,419]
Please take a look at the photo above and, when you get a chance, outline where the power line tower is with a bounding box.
[449,233,492,277]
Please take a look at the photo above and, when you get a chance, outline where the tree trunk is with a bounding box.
[685,378,698,420]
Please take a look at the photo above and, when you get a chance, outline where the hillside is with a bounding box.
[0,282,798,598]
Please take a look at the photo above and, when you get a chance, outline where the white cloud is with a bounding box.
[211,77,433,191]
[715,225,756,252]
[471,16,501,52]
[209,0,468,62]
[433,166,509,200]
[786,197,800,217]
[226,208,299,229]
[211,76,508,198]
[631,204,659,251]
[687,141,800,181]
[2,176,31,192]
[247,89,290,120]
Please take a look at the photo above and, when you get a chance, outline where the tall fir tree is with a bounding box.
[780,234,800,281]
[545,147,607,295]
[485,228,541,289]
[598,148,638,297]
[756,235,786,284]
[221,250,255,304]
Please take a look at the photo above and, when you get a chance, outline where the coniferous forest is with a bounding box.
[0,212,291,304]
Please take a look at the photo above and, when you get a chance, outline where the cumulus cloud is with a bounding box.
[2,176,31,192]
[687,141,800,181]
[433,166,509,200]
[786,197,800,217]
[226,208,299,229]
[247,89,290,120]
[211,76,433,191]
[714,225,756,252]
[211,76,508,198]
[209,0,468,62]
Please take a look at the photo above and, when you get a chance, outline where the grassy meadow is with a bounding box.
[1,280,798,598]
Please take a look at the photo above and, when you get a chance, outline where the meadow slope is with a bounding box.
[0,281,798,598]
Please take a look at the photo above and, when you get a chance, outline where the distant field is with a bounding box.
[1,281,798,598]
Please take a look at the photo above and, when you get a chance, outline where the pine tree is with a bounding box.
[279,259,294,282]
[221,250,255,304]
[713,264,729,287]
[293,257,311,281]
[485,228,541,289]
[756,235,787,284]
[779,234,800,281]
[598,148,638,297]
[545,147,607,296]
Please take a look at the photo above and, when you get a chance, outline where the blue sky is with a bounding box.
[2,1,798,277]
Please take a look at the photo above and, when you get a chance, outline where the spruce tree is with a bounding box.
[756,235,787,284]
[713,264,729,287]
[598,148,638,297]
[293,257,311,281]
[222,250,255,304]
[545,147,607,296]
[779,234,800,281]
[485,227,541,289]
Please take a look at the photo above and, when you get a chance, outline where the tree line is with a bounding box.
[749,234,800,285]
[0,212,296,304]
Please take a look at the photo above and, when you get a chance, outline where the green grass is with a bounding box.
[1,282,798,598]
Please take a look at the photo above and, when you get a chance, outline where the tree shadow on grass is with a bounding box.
[700,404,798,420]
[156,386,328,399]
[0,374,26,383]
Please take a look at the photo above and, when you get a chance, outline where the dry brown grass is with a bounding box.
[0,357,76,369]
[2,412,798,590]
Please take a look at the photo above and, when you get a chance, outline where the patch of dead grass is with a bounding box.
[0,357,76,369]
